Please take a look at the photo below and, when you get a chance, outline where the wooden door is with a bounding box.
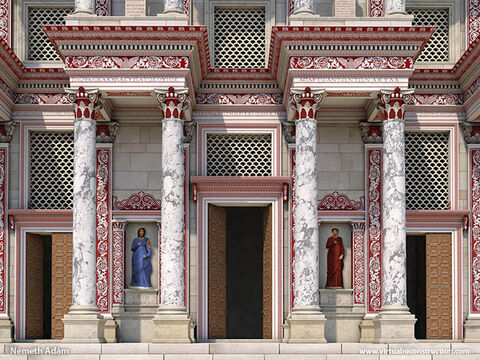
[208,204,227,338]
[51,233,73,339]
[426,233,452,339]
[25,233,45,339]
[262,205,272,339]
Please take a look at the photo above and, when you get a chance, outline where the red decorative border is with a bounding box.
[96,147,111,313]
[412,94,464,106]
[366,147,382,312]
[290,56,413,70]
[14,93,70,105]
[0,0,10,45]
[368,0,385,17]
[112,220,125,306]
[113,191,161,211]
[471,148,480,312]
[95,0,111,16]
[318,191,364,211]
[351,221,365,305]
[65,56,190,69]
[195,93,282,105]
[290,147,295,310]
[467,0,480,44]
[0,147,6,313]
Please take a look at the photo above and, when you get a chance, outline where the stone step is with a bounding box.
[2,342,478,359]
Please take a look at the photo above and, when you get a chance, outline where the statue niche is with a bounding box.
[130,227,153,288]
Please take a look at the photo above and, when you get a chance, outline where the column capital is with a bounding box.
[112,219,127,230]
[377,87,413,122]
[289,87,325,121]
[386,0,407,15]
[292,0,315,15]
[282,121,296,144]
[164,0,186,14]
[154,87,190,121]
[460,121,480,144]
[73,0,95,14]
[359,122,383,144]
[0,121,15,144]
[350,221,366,231]
[183,121,196,143]
[96,122,119,144]
[66,87,102,120]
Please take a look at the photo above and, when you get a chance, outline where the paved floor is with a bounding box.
[2,342,480,359]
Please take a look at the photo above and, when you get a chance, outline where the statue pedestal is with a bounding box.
[124,287,158,312]
[320,289,364,342]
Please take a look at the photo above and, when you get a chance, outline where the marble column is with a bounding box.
[373,87,416,343]
[63,86,105,343]
[283,87,326,343]
[0,122,15,342]
[152,87,194,343]
[163,0,185,14]
[74,0,95,14]
[386,0,406,15]
[292,0,315,15]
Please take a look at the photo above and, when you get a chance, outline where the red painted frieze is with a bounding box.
[65,55,189,69]
[471,148,480,312]
[290,56,413,70]
[113,191,162,211]
[112,220,126,305]
[368,0,385,17]
[467,0,480,44]
[318,191,365,211]
[351,222,365,305]
[195,93,282,105]
[0,0,10,45]
[412,94,464,105]
[95,0,111,16]
[14,93,70,105]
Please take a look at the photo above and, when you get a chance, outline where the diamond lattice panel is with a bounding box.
[207,134,272,176]
[405,132,450,210]
[29,132,74,209]
[407,8,449,62]
[28,7,73,61]
[214,8,265,68]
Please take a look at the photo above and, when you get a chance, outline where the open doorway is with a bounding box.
[208,205,272,339]
[407,233,452,340]
[25,232,72,339]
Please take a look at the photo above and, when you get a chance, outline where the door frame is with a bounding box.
[198,196,283,340]
[406,227,462,340]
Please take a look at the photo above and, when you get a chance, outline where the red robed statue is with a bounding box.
[326,228,344,288]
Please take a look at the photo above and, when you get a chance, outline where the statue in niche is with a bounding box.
[326,228,344,288]
[130,227,153,288]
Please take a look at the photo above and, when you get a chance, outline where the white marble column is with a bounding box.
[373,87,415,343]
[63,86,105,342]
[152,87,194,343]
[164,0,185,14]
[292,0,315,14]
[74,0,95,14]
[386,0,406,15]
[283,87,326,343]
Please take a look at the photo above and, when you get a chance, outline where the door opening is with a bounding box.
[208,205,272,339]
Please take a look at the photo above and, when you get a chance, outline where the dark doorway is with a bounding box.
[406,235,426,339]
[226,207,263,338]
[208,205,272,339]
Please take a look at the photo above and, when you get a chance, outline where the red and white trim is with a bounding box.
[467,0,480,44]
[368,0,385,17]
[112,219,126,307]
[351,221,366,305]
[95,0,111,16]
[0,0,11,46]
[470,145,480,314]
[0,145,8,314]
[96,144,112,313]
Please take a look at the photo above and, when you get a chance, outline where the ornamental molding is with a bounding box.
[471,149,480,312]
[195,93,282,105]
[0,0,10,44]
[65,56,190,70]
[359,122,382,144]
[368,0,385,17]
[351,221,365,305]
[411,94,464,105]
[318,191,365,211]
[112,220,126,305]
[96,121,119,143]
[467,0,480,44]
[290,56,413,70]
[95,0,111,16]
[14,93,70,105]
[191,176,291,193]
[112,191,162,211]
[0,148,7,313]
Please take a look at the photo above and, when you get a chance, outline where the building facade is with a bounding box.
[0,0,479,344]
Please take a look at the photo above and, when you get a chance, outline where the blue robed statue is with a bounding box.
[130,227,153,288]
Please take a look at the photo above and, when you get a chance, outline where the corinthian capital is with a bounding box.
[289,87,325,122]
[377,87,413,122]
[154,87,190,121]
[0,121,15,143]
[65,86,102,120]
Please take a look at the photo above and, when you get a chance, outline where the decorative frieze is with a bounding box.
[95,0,111,15]
[318,192,364,211]
[195,93,282,105]
[112,191,162,211]
[360,123,383,144]
[351,221,366,305]
[368,0,385,17]
[289,56,414,70]
[96,122,119,143]
[467,0,480,44]
[0,0,10,45]
[65,56,190,70]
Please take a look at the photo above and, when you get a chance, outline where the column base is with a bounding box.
[62,306,106,343]
[463,316,480,342]
[359,314,376,343]
[372,305,416,343]
[104,315,118,343]
[282,306,327,343]
[151,305,195,343]
[0,316,13,342]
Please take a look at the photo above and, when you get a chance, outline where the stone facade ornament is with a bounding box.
[460,121,480,144]
[152,87,194,343]
[283,87,327,343]
[292,0,315,14]
[74,0,95,14]
[359,122,383,144]
[183,121,196,143]
[96,122,119,143]
[63,86,105,342]
[372,87,416,343]
[282,121,296,144]
[0,122,15,144]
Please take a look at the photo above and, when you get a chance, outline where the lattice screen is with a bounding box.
[207,134,272,176]
[29,132,74,209]
[28,7,73,61]
[407,8,449,62]
[405,132,450,210]
[214,8,265,68]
